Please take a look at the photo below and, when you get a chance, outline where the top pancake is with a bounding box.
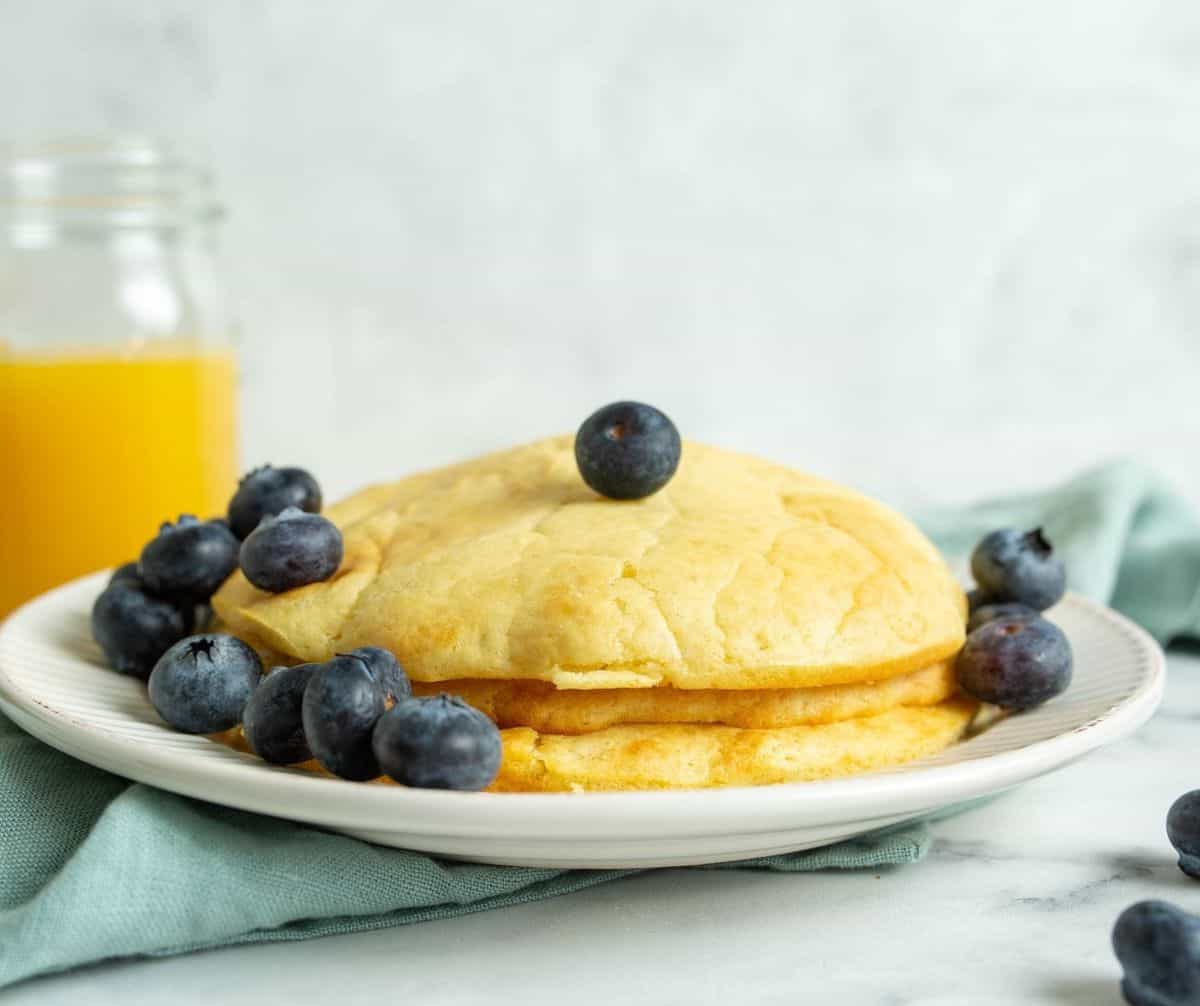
[212,436,965,690]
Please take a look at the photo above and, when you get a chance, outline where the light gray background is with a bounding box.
[3,6,1200,1003]
[4,0,1199,504]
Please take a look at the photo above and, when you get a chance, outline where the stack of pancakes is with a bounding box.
[213,437,975,791]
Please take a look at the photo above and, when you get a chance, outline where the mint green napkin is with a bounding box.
[918,459,1200,643]
[1,459,1194,989]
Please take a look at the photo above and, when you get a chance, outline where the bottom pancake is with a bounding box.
[489,698,978,792]
[214,697,976,792]
[412,661,958,733]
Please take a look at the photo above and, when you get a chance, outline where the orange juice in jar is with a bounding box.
[0,140,239,616]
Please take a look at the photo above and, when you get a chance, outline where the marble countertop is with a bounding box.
[10,651,1196,1006]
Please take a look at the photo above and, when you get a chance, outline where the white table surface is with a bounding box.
[9,648,1196,1006]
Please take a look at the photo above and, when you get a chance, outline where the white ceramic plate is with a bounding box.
[0,571,1165,868]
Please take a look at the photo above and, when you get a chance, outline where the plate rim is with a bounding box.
[0,571,1166,840]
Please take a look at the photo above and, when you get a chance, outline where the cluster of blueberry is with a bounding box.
[146,635,502,790]
[91,466,338,679]
[90,465,502,791]
[955,528,1073,711]
[245,648,500,789]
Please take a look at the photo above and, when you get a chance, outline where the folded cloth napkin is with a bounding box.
[2,459,1196,988]
[916,459,1200,643]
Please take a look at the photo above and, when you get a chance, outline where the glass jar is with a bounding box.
[0,138,239,616]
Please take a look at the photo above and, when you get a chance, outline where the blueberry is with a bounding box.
[238,507,343,593]
[91,582,192,679]
[1168,791,1200,881]
[372,694,502,791]
[207,515,237,539]
[970,527,1066,612]
[109,562,142,587]
[575,401,682,501]
[301,655,385,780]
[966,601,1040,635]
[148,634,263,734]
[349,646,411,702]
[1112,900,1200,1006]
[242,663,322,765]
[138,515,240,602]
[227,465,322,540]
[956,615,1073,710]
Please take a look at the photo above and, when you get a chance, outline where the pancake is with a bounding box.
[491,699,978,791]
[216,698,977,792]
[212,437,965,691]
[411,660,958,733]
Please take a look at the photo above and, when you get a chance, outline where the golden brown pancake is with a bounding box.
[491,699,978,791]
[213,437,965,691]
[411,660,958,733]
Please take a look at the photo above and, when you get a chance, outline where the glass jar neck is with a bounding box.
[1,137,222,237]
[0,138,231,353]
